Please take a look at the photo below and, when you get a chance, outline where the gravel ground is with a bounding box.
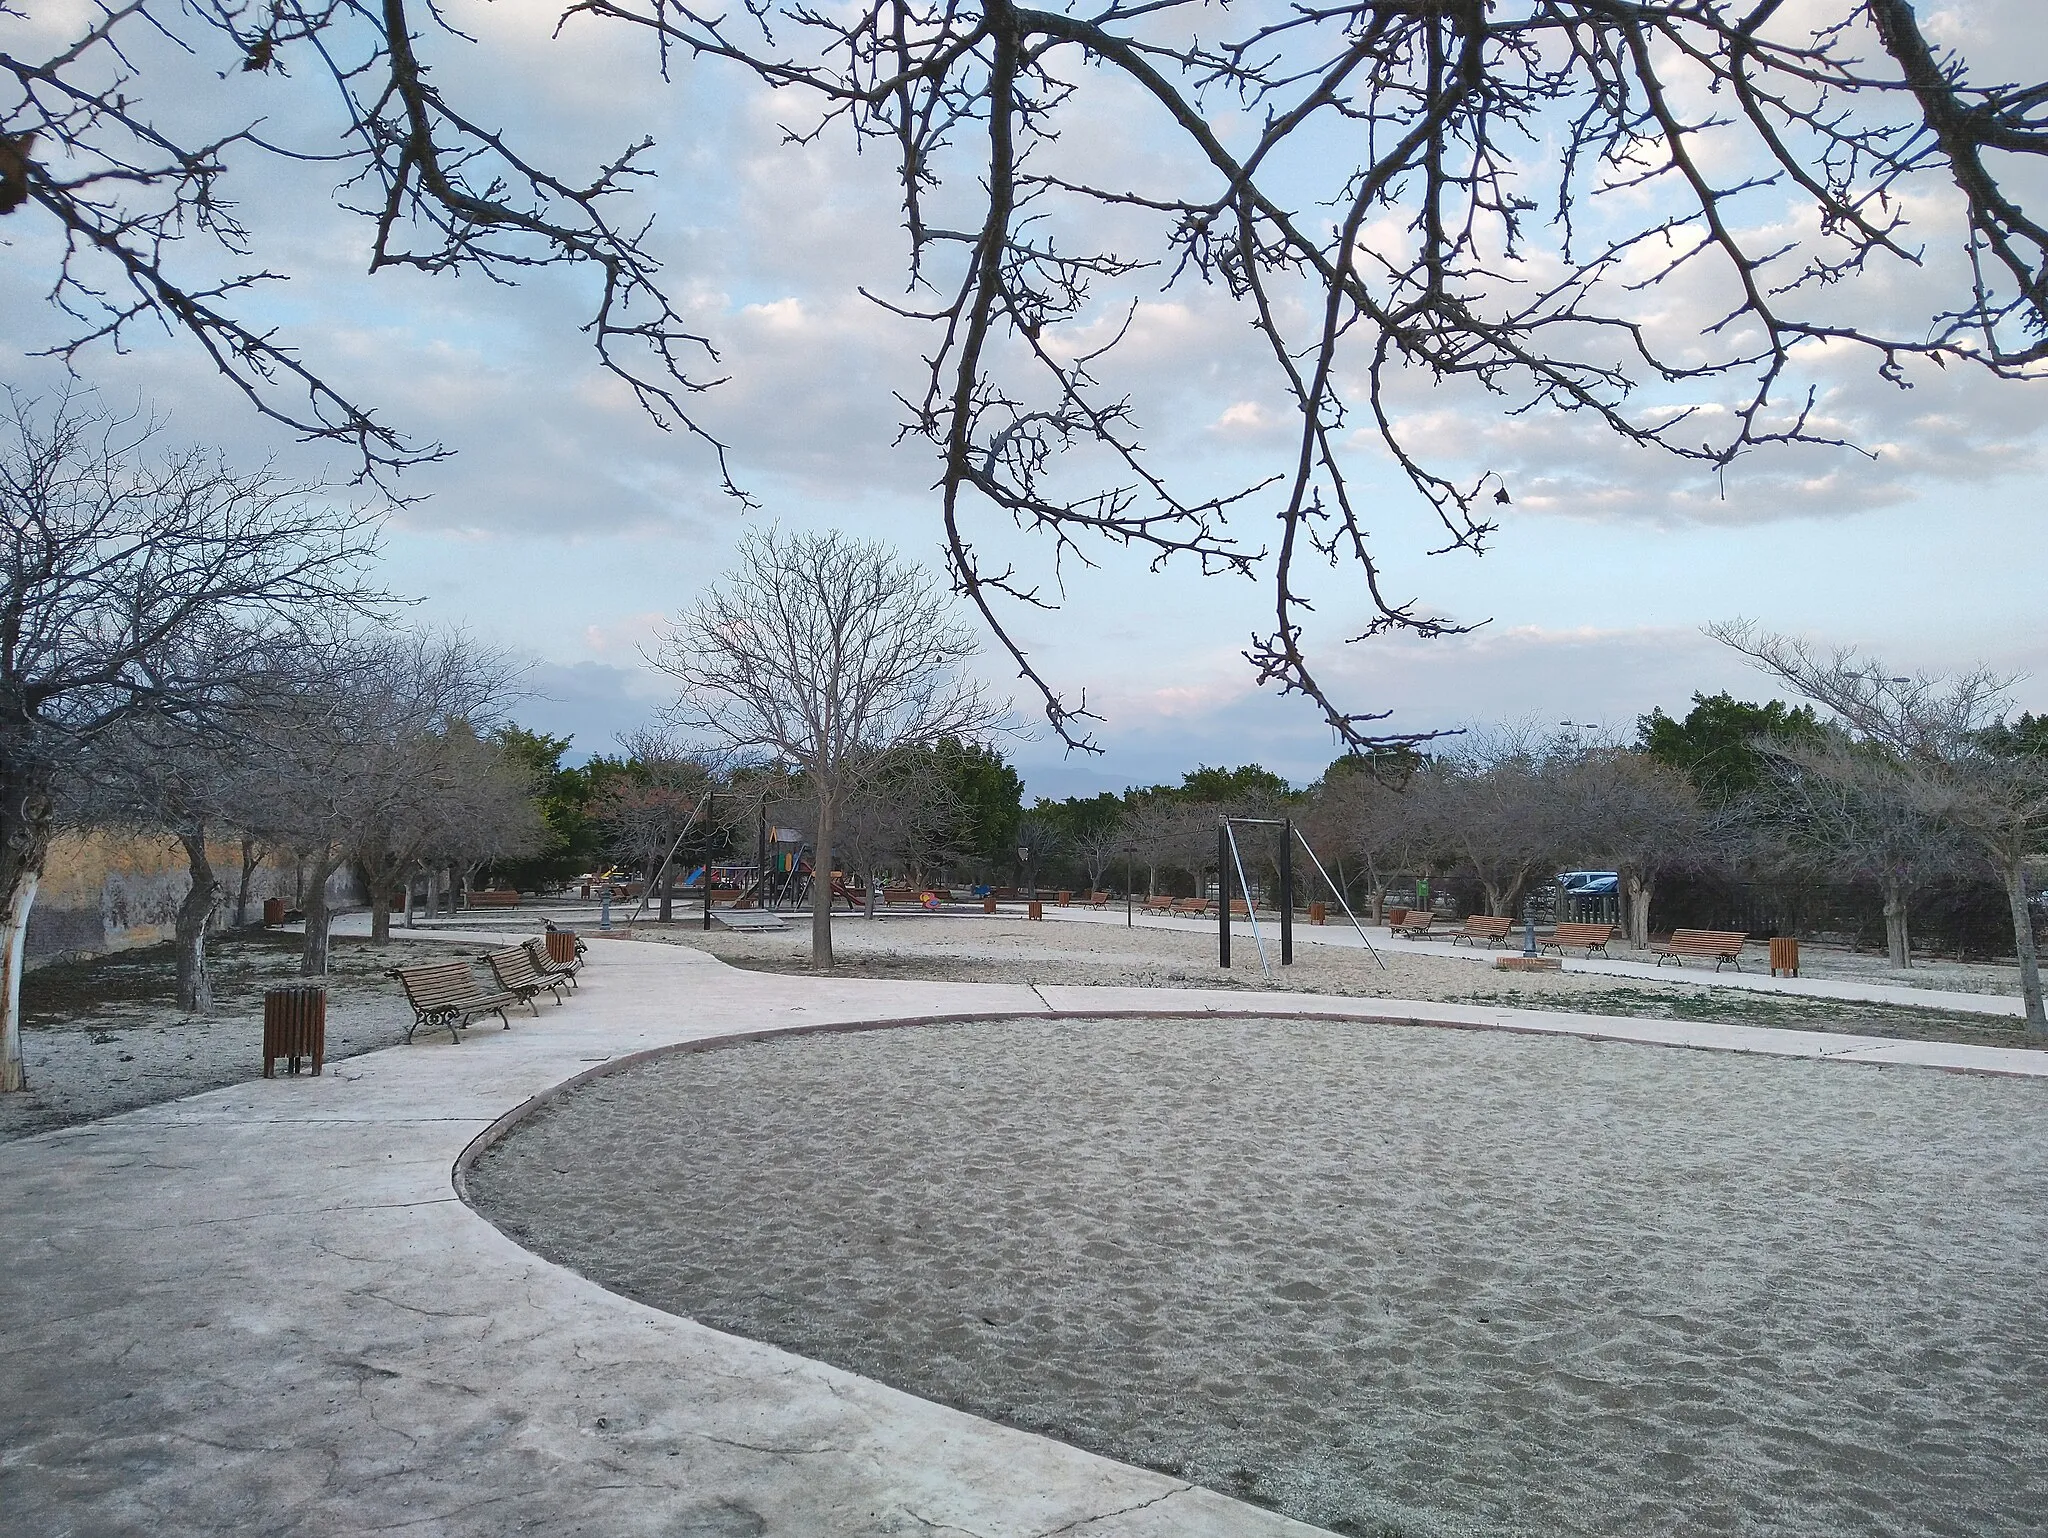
[613,913,2039,1049]
[1,930,482,1142]
[468,1014,2048,1538]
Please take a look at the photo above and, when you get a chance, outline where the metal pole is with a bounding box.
[1216,821,1231,969]
[1225,822,1273,979]
[1523,894,1538,956]
[703,795,714,931]
[1125,850,1133,928]
[1279,818,1294,966]
[1293,826,1387,971]
[757,806,769,910]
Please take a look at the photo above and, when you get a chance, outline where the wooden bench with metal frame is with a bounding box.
[1448,914,1516,948]
[481,945,569,1012]
[1650,928,1749,971]
[1543,921,1618,958]
[387,960,515,1044]
[1395,911,1438,939]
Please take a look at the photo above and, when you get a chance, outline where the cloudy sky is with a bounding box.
[6,0,2046,798]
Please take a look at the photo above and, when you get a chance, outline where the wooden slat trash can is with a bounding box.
[262,897,286,927]
[1769,936,1800,978]
[545,930,580,966]
[263,983,327,1077]
[1310,902,1327,926]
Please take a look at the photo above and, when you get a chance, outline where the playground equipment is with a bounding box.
[1217,818,1385,979]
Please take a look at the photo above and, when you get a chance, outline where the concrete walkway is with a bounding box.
[5,937,2043,1538]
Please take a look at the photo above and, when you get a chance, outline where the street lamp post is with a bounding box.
[1123,844,1137,928]
[1018,842,1034,902]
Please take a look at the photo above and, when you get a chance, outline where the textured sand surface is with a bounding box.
[470,1015,2048,1538]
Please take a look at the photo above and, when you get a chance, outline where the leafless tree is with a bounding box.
[594,730,719,920]
[1408,730,1571,917]
[249,630,525,972]
[10,5,2048,746]
[0,391,380,1090]
[1312,766,1426,921]
[653,528,1005,965]
[1754,731,1964,969]
[1563,749,1712,949]
[1714,622,2048,1030]
[62,714,273,1015]
[1069,810,1126,895]
[836,747,960,911]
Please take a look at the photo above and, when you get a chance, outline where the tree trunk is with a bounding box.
[301,852,338,976]
[1624,872,1653,949]
[659,860,675,923]
[864,870,879,918]
[1881,874,1911,969]
[2001,862,2046,1034]
[811,790,835,968]
[370,886,392,942]
[174,828,219,1015]
[1481,881,1506,918]
[0,768,55,1093]
[233,836,259,928]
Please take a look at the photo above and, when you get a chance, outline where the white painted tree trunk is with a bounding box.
[0,869,39,1093]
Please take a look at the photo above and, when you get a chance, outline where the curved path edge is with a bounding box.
[5,934,2043,1538]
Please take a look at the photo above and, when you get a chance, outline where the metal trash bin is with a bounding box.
[263,983,327,1077]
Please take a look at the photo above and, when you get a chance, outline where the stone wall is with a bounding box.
[26,833,360,964]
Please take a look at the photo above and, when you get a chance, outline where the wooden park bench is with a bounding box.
[387,960,515,1044]
[482,945,569,1012]
[464,889,521,907]
[1395,911,1437,938]
[1227,898,1250,919]
[1170,897,1208,917]
[1142,896,1174,916]
[1650,928,1749,971]
[524,935,581,990]
[1083,890,1111,908]
[1449,914,1516,948]
[1543,921,1618,958]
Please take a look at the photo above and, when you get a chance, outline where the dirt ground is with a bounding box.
[1,929,478,1142]
[468,1014,2048,1537]
[614,913,2041,1051]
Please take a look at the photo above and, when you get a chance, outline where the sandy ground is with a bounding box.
[615,912,2040,1049]
[468,1014,2048,1538]
[0,930,480,1142]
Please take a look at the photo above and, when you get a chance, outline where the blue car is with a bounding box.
[1558,870,1619,896]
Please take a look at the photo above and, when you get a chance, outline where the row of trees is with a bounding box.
[0,394,544,1092]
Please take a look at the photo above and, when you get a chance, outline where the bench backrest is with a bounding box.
[392,960,487,1007]
[1145,897,1173,910]
[1402,912,1435,929]
[1668,928,1747,951]
[1553,922,1616,943]
[485,946,545,988]
[1465,915,1513,934]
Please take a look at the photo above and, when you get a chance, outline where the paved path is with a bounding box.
[6,937,2043,1538]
